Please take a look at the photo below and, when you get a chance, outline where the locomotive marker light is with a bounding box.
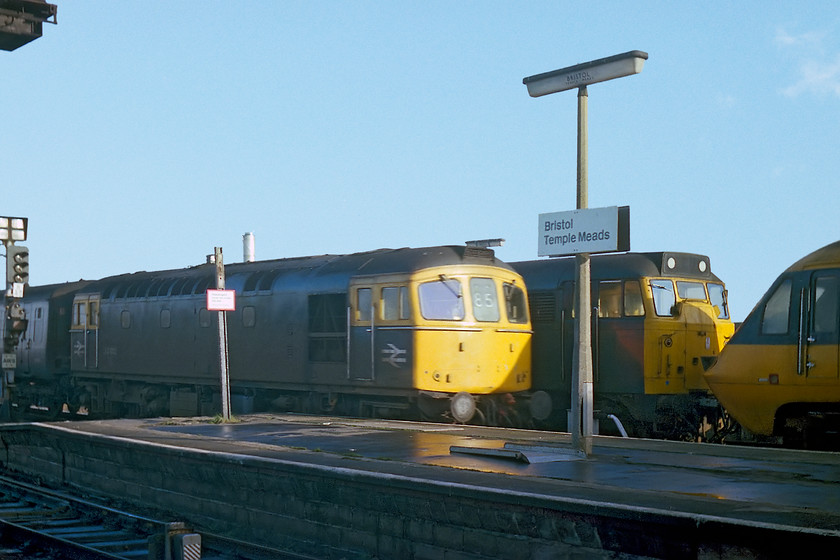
[524,50,647,456]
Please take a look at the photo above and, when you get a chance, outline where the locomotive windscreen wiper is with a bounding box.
[438,274,462,298]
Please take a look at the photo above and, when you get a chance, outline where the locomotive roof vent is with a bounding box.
[466,238,505,248]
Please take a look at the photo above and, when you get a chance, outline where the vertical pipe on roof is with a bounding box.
[243,232,255,262]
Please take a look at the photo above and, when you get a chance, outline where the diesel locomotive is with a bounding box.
[5,245,532,424]
[513,251,735,441]
[705,240,840,449]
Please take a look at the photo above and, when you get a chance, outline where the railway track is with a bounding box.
[0,475,310,559]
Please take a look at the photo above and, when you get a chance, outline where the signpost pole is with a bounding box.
[574,86,594,456]
[214,247,231,421]
[524,51,646,457]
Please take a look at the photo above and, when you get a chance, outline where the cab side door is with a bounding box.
[69,295,99,371]
[805,272,840,381]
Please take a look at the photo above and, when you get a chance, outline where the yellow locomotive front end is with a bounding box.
[410,265,532,423]
[633,255,735,439]
[642,278,734,396]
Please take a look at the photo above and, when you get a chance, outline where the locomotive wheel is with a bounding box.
[450,392,476,423]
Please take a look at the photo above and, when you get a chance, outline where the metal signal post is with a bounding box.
[1,216,30,416]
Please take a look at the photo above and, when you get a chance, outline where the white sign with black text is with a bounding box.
[206,289,236,312]
[538,205,629,257]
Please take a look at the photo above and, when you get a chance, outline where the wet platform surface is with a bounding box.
[50,414,840,533]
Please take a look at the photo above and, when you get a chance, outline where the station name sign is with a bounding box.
[538,205,629,257]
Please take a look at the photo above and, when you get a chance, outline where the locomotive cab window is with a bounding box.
[72,302,86,328]
[72,296,100,329]
[624,281,645,317]
[419,277,464,321]
[504,282,528,324]
[676,281,707,301]
[598,281,622,318]
[381,286,410,321]
[708,283,730,319]
[598,281,646,318]
[812,276,839,334]
[357,288,372,322]
[650,280,677,317]
[470,278,500,322]
[761,279,792,335]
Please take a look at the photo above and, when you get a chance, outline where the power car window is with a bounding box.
[761,279,791,335]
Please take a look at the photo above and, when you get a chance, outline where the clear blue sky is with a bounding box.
[4,2,840,321]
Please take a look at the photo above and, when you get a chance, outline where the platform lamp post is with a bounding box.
[523,51,647,456]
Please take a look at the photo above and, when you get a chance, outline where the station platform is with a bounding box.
[2,414,839,558]
[63,414,840,529]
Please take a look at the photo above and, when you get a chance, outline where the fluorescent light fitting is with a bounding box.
[523,50,648,97]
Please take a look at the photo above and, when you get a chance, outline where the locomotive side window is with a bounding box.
[624,281,645,316]
[121,310,131,329]
[598,281,622,318]
[708,283,730,319]
[72,301,87,328]
[504,282,528,324]
[381,286,410,321]
[243,305,256,328]
[650,280,676,317]
[676,281,707,300]
[357,288,372,322]
[419,278,464,321]
[813,276,839,334]
[72,297,100,329]
[160,309,171,328]
[198,308,210,328]
[471,278,500,322]
[761,279,792,335]
[90,300,99,327]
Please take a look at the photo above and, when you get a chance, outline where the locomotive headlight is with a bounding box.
[698,260,707,273]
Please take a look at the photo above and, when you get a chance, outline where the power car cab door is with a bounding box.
[805,272,840,381]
